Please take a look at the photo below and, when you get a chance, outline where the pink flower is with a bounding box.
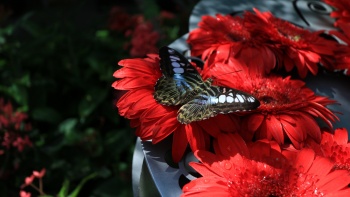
[33,168,46,178]
[19,190,31,197]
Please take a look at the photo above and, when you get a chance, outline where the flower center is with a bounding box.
[255,87,293,110]
[227,166,292,196]
[226,165,324,196]
[225,30,250,42]
[251,78,308,112]
[278,29,301,42]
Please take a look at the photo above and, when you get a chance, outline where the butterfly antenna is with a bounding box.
[211,70,242,80]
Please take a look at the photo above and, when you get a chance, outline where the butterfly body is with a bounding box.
[154,46,260,124]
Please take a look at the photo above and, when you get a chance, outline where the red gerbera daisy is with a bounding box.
[182,133,350,196]
[112,54,241,162]
[187,13,276,75]
[244,9,341,78]
[323,0,350,26]
[306,128,350,171]
[203,58,338,149]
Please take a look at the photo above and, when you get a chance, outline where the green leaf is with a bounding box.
[140,0,160,19]
[96,30,109,39]
[58,179,70,197]
[91,176,132,197]
[78,87,108,119]
[31,107,62,123]
[59,118,78,137]
[68,173,97,197]
[59,118,80,144]
[96,167,111,178]
[17,74,31,86]
[0,84,28,109]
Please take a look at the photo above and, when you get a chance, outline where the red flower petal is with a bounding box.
[292,149,315,172]
[32,168,46,178]
[186,124,209,152]
[266,115,284,144]
[333,128,348,145]
[316,170,350,192]
[172,126,189,163]
[214,133,249,158]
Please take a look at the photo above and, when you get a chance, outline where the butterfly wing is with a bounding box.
[154,46,207,106]
[177,86,260,124]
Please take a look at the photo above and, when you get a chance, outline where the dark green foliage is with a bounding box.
[0,0,198,196]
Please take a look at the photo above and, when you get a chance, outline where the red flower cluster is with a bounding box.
[108,6,160,57]
[112,4,350,195]
[108,6,143,33]
[128,22,160,57]
[188,9,346,78]
[0,98,32,155]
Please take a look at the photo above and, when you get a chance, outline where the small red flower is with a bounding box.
[182,133,350,196]
[204,59,338,149]
[187,13,276,75]
[323,0,350,26]
[112,55,240,162]
[12,136,32,152]
[21,175,34,188]
[25,175,35,185]
[108,6,143,32]
[33,168,46,178]
[19,190,31,197]
[128,22,160,57]
[306,128,350,171]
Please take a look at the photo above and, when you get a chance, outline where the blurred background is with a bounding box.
[0,0,198,196]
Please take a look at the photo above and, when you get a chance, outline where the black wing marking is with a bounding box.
[177,86,260,124]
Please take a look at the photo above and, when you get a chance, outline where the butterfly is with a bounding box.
[154,46,260,124]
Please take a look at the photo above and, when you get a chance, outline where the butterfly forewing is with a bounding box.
[158,46,199,77]
[154,46,209,106]
[177,86,260,124]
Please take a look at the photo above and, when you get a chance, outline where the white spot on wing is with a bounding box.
[210,96,218,104]
[173,67,184,73]
[226,96,234,103]
[170,55,180,61]
[171,62,181,67]
[236,94,244,103]
[248,97,255,102]
[219,95,226,103]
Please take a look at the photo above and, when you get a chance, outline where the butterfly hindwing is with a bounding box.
[154,46,208,106]
[177,86,260,124]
